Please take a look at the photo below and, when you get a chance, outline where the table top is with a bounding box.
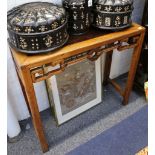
[10,23,145,69]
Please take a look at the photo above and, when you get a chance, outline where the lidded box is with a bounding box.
[63,0,91,35]
[7,2,69,54]
[92,0,133,30]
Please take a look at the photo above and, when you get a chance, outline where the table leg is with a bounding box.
[103,50,113,85]
[122,31,145,105]
[16,69,31,114]
[11,50,31,114]
[20,67,49,153]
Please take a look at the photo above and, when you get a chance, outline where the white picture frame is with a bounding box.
[46,58,102,125]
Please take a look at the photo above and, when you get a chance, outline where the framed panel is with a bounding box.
[46,58,102,125]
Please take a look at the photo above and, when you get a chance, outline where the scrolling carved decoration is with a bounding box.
[30,35,140,83]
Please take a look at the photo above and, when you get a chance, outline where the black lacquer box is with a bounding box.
[7,2,69,54]
[63,0,91,35]
[92,0,133,30]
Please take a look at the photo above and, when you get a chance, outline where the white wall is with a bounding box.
[7,97,21,138]
[7,0,145,121]
[110,47,134,79]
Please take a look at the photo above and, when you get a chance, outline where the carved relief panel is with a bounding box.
[46,58,102,124]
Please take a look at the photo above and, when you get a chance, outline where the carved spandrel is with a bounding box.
[87,36,140,61]
[31,67,44,82]
[117,35,140,51]
[87,43,120,61]
[31,60,67,83]
[87,47,102,61]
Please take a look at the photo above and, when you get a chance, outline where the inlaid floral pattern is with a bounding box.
[8,2,69,52]
[19,37,28,49]
[43,35,53,47]
[39,26,48,32]
[93,0,133,29]
[115,16,121,27]
[25,26,34,33]
[51,22,58,29]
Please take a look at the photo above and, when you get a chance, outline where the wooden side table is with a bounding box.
[10,23,145,152]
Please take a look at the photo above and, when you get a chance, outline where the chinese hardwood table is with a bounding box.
[9,23,145,152]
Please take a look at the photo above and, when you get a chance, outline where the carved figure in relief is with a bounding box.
[55,60,96,115]
[60,84,75,108]
[76,74,94,97]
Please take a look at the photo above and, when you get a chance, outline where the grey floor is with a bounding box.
[8,76,147,155]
